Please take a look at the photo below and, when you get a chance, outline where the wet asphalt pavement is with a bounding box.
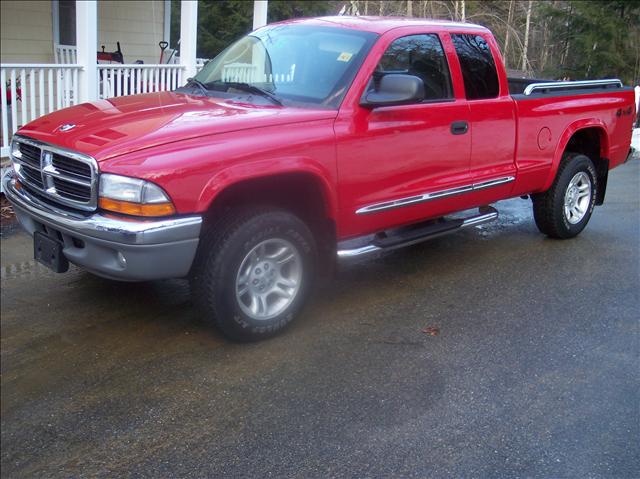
[1,158,639,479]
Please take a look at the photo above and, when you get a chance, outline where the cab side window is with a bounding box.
[374,34,453,101]
[451,34,500,100]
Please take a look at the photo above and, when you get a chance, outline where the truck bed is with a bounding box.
[507,78,636,198]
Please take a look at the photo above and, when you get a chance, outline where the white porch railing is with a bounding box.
[54,44,78,64]
[222,63,296,84]
[97,64,184,98]
[1,63,186,158]
[1,64,81,157]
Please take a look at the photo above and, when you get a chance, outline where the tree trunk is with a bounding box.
[407,0,412,17]
[379,0,384,16]
[521,0,533,72]
[364,0,368,15]
[540,19,549,72]
[461,0,465,22]
[504,0,514,69]
[454,1,459,21]
[560,3,573,73]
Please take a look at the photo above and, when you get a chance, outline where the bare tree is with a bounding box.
[560,2,573,71]
[504,0,514,68]
[521,0,533,72]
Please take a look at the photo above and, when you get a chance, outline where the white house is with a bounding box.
[0,0,269,159]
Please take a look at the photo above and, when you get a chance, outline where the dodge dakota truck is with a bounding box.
[3,17,636,341]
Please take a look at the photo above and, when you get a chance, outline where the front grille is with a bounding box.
[21,164,45,189]
[52,153,92,179]
[19,143,41,168]
[11,136,98,211]
[52,177,92,201]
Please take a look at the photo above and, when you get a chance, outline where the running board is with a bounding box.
[337,207,498,259]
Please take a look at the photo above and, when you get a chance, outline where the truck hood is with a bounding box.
[18,92,337,162]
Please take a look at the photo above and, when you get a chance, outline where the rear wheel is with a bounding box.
[191,207,316,341]
[532,153,597,239]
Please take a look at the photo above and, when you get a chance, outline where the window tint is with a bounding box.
[451,34,499,100]
[375,34,453,101]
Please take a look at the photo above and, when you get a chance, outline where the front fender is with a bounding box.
[196,157,338,220]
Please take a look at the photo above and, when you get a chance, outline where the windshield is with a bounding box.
[191,25,378,108]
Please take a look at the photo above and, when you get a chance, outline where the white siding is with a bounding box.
[0,1,54,63]
[97,1,166,65]
[0,1,166,65]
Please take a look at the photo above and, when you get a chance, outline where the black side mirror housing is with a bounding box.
[360,74,425,108]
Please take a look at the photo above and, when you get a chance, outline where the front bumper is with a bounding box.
[3,172,202,281]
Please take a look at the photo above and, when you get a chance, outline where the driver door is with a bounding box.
[336,32,472,238]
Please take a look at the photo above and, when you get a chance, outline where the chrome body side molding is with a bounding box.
[355,176,514,215]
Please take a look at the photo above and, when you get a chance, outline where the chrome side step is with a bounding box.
[337,207,498,259]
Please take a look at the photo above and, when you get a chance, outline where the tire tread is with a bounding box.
[532,152,597,239]
[190,206,315,341]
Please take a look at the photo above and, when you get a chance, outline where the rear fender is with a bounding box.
[542,119,609,191]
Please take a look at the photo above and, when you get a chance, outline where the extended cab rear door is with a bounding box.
[335,28,472,238]
[449,31,517,202]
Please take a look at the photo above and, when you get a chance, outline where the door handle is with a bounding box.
[450,121,469,135]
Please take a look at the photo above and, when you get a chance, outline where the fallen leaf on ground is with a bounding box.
[1,196,15,220]
[422,327,440,336]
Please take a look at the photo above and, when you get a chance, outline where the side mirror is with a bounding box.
[360,74,425,108]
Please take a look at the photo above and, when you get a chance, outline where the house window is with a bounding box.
[56,0,76,46]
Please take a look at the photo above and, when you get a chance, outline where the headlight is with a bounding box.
[10,141,23,176]
[98,173,176,217]
[10,140,22,160]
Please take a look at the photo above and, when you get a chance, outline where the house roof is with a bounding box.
[270,16,488,35]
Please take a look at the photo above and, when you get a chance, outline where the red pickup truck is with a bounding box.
[4,17,636,341]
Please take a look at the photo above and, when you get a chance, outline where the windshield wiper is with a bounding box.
[216,81,283,106]
[185,77,210,96]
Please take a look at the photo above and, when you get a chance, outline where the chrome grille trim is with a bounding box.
[10,134,99,212]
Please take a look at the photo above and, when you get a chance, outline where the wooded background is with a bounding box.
[171,0,640,85]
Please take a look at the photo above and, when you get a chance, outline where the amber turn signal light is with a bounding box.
[99,197,176,217]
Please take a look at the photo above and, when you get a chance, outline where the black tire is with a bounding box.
[190,207,316,342]
[532,152,598,239]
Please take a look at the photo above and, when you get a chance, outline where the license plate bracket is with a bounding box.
[34,231,69,273]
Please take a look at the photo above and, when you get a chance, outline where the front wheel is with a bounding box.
[191,207,316,342]
[532,152,598,239]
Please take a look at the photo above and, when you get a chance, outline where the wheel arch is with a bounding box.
[196,163,338,271]
[545,121,610,204]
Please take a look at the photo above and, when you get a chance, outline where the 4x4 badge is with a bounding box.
[59,124,76,132]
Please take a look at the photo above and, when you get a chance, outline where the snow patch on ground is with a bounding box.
[632,128,640,151]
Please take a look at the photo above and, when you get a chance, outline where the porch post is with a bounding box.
[253,1,268,29]
[180,1,198,80]
[75,0,98,103]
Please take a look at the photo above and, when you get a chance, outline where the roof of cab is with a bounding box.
[269,16,489,35]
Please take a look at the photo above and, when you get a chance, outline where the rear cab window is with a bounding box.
[371,33,453,102]
[451,33,500,100]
